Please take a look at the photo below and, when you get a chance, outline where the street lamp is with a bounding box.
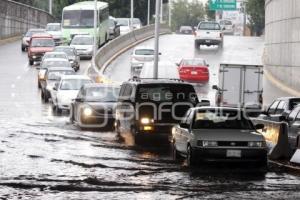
[49,0,52,15]
[131,0,134,30]
[160,0,163,23]
[93,0,97,58]
[147,0,151,25]
[153,0,161,79]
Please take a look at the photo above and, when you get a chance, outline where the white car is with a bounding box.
[194,21,223,49]
[172,107,268,169]
[139,61,179,79]
[116,18,131,35]
[51,75,93,113]
[219,20,234,35]
[70,35,94,59]
[130,47,156,75]
[46,23,63,45]
[132,18,142,29]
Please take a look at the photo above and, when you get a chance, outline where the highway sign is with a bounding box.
[209,0,237,11]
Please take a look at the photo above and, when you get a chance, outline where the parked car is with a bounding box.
[139,61,179,79]
[115,78,199,144]
[51,75,93,114]
[172,107,268,168]
[70,84,120,129]
[41,52,69,63]
[219,19,234,35]
[177,58,209,83]
[38,58,72,88]
[130,47,155,75]
[46,23,63,45]
[54,46,80,72]
[27,33,55,65]
[194,21,223,49]
[132,18,142,29]
[179,26,194,34]
[259,97,300,122]
[40,67,75,102]
[70,35,94,60]
[108,16,120,40]
[116,18,131,35]
[21,28,46,51]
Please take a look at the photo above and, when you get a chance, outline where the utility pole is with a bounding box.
[168,0,171,27]
[153,0,161,79]
[93,0,97,58]
[49,0,52,15]
[160,0,163,23]
[243,2,247,36]
[147,0,151,25]
[131,0,134,30]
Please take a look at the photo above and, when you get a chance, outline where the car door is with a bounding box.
[288,107,300,149]
[182,110,194,154]
[73,88,85,122]
[176,110,191,152]
[265,100,280,121]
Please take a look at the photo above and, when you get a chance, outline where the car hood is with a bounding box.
[46,80,58,89]
[83,102,117,112]
[192,129,264,142]
[57,90,79,101]
[30,47,54,53]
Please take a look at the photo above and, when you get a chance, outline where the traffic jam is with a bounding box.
[2,0,300,199]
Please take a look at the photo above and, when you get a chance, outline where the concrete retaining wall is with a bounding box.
[264,0,300,96]
[0,0,54,40]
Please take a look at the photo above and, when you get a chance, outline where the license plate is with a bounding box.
[205,40,211,43]
[191,71,198,75]
[226,150,241,158]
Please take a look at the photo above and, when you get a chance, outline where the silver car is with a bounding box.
[172,107,268,168]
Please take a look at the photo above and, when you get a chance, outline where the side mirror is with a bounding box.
[279,115,288,122]
[180,123,189,129]
[159,52,162,55]
[207,64,210,67]
[222,27,226,31]
[176,63,180,67]
[212,85,219,90]
[261,110,269,116]
[255,124,264,130]
[53,83,59,91]
[75,98,84,102]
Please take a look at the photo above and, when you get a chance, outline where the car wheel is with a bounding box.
[69,106,75,123]
[21,46,25,52]
[187,145,196,167]
[132,127,141,145]
[194,41,199,49]
[44,92,49,103]
[172,141,181,161]
[56,107,62,115]
[38,81,41,89]
[29,59,34,65]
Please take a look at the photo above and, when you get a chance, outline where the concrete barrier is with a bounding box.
[252,118,290,160]
[290,136,300,164]
[89,24,171,83]
[0,0,54,40]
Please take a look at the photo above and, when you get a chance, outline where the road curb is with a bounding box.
[269,160,300,174]
[0,35,21,46]
[264,68,300,96]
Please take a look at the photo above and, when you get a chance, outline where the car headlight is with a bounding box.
[200,140,218,147]
[83,107,93,116]
[248,141,266,147]
[33,55,37,59]
[70,60,74,64]
[140,117,154,124]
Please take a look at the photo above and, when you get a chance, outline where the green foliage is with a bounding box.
[171,0,205,30]
[205,1,215,20]
[245,0,265,36]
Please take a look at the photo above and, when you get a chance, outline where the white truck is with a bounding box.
[213,63,263,110]
[194,21,223,49]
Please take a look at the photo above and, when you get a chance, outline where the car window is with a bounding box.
[289,108,300,121]
[117,19,129,26]
[46,24,60,31]
[192,109,253,130]
[47,70,74,80]
[181,110,192,124]
[289,99,300,110]
[198,22,220,30]
[295,111,300,121]
[182,59,205,66]
[60,79,92,90]
[31,38,55,47]
[71,37,93,45]
[84,86,120,102]
[268,100,280,115]
[135,49,154,55]
[55,48,75,56]
[275,101,286,114]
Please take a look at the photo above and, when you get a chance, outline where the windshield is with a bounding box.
[63,10,94,28]
[133,18,141,25]
[71,37,93,45]
[182,59,205,66]
[85,87,120,101]
[117,19,129,26]
[46,25,60,31]
[31,39,55,47]
[192,110,253,130]
[47,70,74,80]
[42,61,70,68]
[136,84,198,103]
[198,22,221,30]
[44,54,67,60]
[25,30,45,37]
[135,49,154,55]
[289,99,300,110]
[60,79,92,90]
[54,48,75,56]
[109,19,115,27]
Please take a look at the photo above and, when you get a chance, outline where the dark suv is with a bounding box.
[115,78,199,144]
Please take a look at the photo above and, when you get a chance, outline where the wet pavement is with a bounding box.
[0,39,300,199]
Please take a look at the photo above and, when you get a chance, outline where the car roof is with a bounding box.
[44,52,67,55]
[47,67,74,71]
[31,33,53,38]
[43,58,69,62]
[73,35,93,39]
[276,97,300,101]
[61,75,91,80]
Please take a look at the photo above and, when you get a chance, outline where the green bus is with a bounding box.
[61,1,109,46]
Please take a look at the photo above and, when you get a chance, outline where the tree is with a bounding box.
[205,1,215,20]
[245,0,265,36]
[171,0,205,30]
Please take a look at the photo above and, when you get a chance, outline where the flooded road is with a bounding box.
[0,39,300,199]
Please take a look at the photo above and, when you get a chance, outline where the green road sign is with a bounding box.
[209,0,237,11]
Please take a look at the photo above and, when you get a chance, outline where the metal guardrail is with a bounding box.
[89,24,171,83]
[252,118,290,160]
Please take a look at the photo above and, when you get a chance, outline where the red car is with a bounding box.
[28,33,55,65]
[177,58,209,83]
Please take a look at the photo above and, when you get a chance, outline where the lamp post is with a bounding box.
[131,0,134,30]
[147,0,151,25]
[49,0,52,15]
[93,0,97,58]
[153,0,161,79]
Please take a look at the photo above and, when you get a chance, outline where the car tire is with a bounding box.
[38,81,41,89]
[194,41,199,49]
[69,106,75,123]
[187,145,196,167]
[56,107,62,115]
[172,141,181,161]
[29,59,34,65]
[21,46,25,52]
[132,127,141,145]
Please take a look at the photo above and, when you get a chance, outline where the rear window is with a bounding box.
[31,38,55,47]
[198,22,221,30]
[85,86,120,102]
[193,109,253,130]
[47,70,74,80]
[182,59,205,66]
[220,21,232,25]
[136,84,198,103]
[54,48,75,56]
[289,99,300,110]
[135,49,154,55]
[43,61,70,68]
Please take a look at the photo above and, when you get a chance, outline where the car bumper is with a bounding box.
[180,74,209,83]
[77,52,92,58]
[29,55,44,61]
[136,123,176,138]
[80,116,115,128]
[195,39,222,45]
[192,147,268,163]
